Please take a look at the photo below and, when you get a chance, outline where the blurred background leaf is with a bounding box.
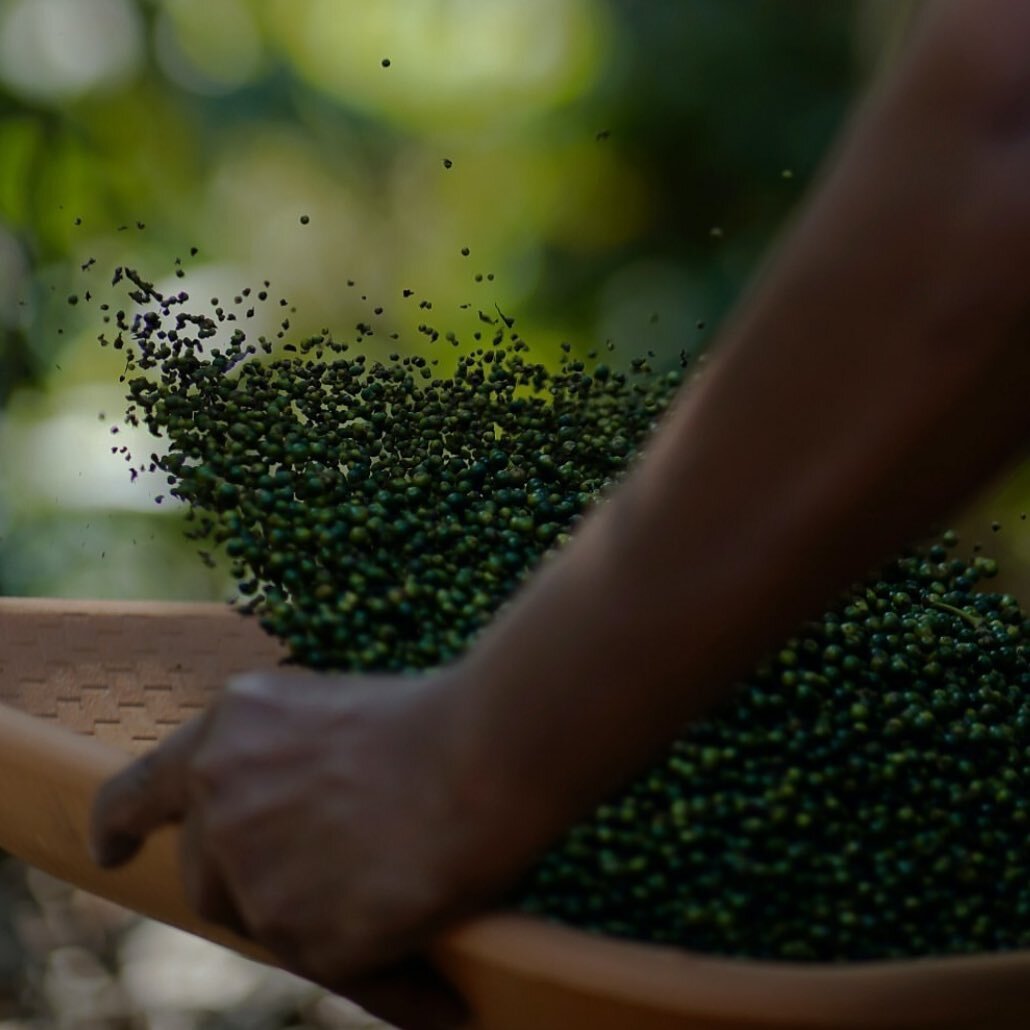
[0,0,889,604]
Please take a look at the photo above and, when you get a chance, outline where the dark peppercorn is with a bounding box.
[107,265,1030,963]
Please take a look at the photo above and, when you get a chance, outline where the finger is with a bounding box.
[336,958,470,1030]
[89,716,209,868]
[179,807,251,938]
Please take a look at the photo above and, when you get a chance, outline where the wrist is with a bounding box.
[420,662,561,899]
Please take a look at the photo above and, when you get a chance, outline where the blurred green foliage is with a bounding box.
[0,0,1025,602]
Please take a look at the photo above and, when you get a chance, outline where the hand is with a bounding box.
[89,668,527,1029]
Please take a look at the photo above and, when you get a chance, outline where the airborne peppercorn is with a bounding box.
[113,266,674,671]
[108,266,1030,963]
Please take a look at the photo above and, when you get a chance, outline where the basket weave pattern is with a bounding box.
[0,599,284,753]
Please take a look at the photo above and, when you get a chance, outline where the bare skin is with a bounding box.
[91,3,1030,1028]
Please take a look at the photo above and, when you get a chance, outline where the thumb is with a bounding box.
[89,715,208,868]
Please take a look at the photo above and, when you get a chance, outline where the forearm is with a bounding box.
[443,4,1030,870]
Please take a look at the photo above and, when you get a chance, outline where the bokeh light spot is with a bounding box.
[153,0,263,96]
[270,0,610,132]
[0,0,142,102]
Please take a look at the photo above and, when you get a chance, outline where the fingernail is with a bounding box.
[91,832,140,868]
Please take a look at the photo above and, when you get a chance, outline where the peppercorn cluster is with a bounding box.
[109,268,1030,962]
[111,267,678,669]
[520,544,1030,960]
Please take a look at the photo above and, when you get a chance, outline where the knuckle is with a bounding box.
[224,672,278,707]
[225,670,266,693]
[218,675,288,728]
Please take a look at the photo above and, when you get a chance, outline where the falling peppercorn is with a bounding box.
[105,263,1030,965]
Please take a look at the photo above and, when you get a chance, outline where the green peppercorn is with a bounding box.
[108,263,1030,964]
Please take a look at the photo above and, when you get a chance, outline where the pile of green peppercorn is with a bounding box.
[107,267,1030,962]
